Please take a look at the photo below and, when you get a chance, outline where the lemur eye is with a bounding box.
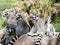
[32,14,39,20]
[36,16,39,20]
[33,15,36,18]
[4,12,8,15]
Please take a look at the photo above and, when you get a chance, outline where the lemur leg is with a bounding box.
[47,25,55,37]
[27,26,38,36]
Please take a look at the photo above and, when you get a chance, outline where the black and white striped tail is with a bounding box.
[35,38,41,45]
[8,36,19,45]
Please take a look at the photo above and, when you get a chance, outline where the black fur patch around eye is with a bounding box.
[16,14,23,20]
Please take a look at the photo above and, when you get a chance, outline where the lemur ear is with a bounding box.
[12,7,20,14]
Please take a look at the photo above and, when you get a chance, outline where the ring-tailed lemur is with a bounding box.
[15,13,30,36]
[9,14,30,45]
[2,9,30,45]
[1,35,19,45]
[27,14,40,36]
[3,8,30,36]
[46,16,55,36]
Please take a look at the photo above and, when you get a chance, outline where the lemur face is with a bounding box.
[6,14,17,28]
[31,14,39,21]
[3,9,9,18]
[16,13,23,20]
[47,16,51,23]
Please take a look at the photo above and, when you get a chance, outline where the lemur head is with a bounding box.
[2,9,9,19]
[30,14,39,21]
[47,16,51,23]
[16,13,23,21]
[6,13,24,28]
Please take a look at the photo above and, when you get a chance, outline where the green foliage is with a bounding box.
[0,13,6,29]
[53,23,60,32]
